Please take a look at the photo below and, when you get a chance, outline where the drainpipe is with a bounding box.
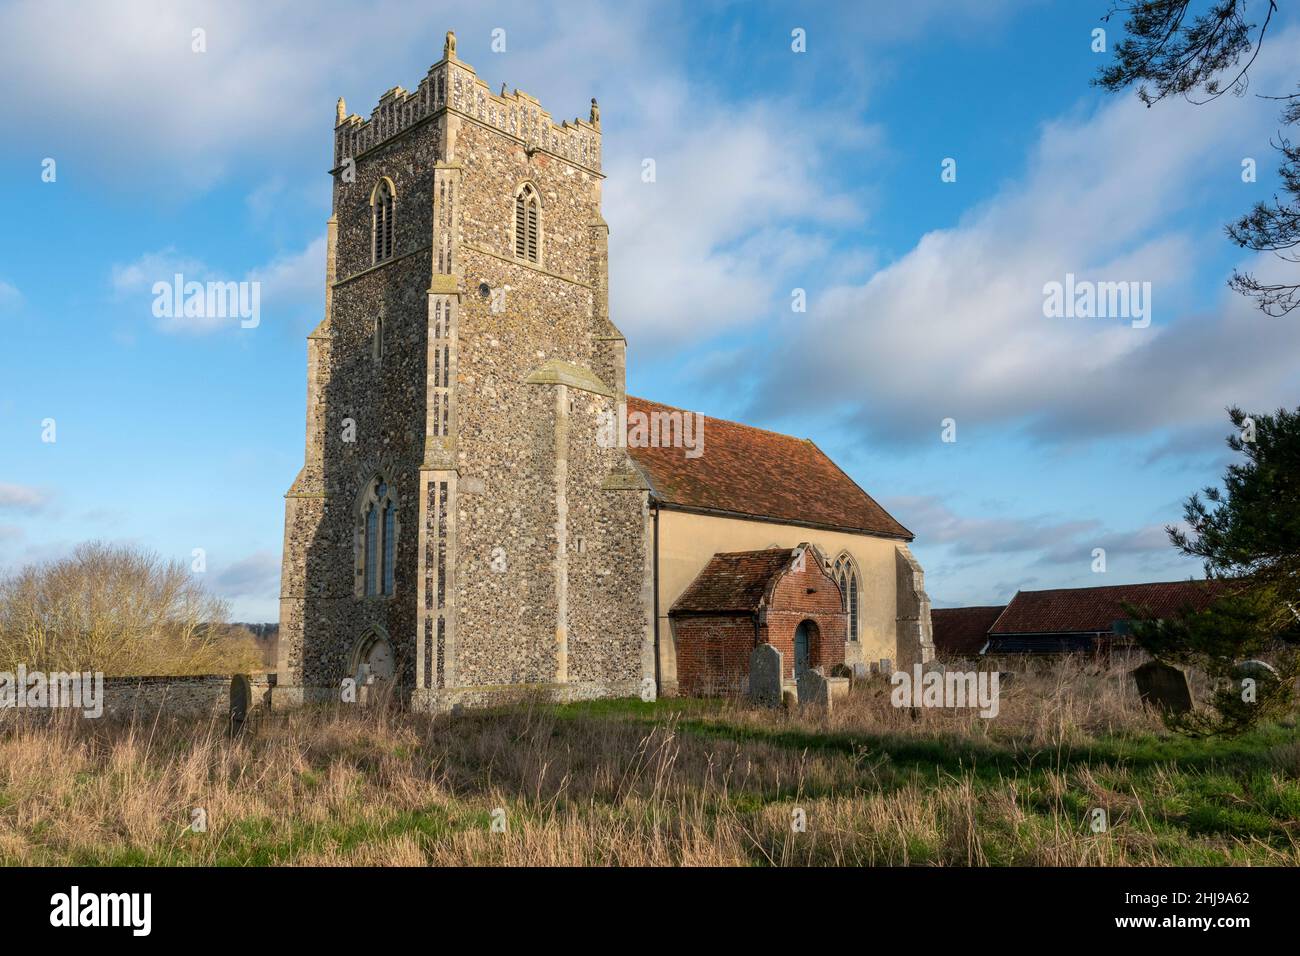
[652,504,660,689]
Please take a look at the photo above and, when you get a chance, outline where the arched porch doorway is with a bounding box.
[793,619,820,675]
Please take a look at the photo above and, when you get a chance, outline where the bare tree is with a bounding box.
[0,542,263,675]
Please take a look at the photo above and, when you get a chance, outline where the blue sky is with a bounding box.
[2,0,1299,621]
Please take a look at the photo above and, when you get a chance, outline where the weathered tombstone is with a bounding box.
[229,674,252,732]
[748,643,783,708]
[879,658,893,676]
[1131,660,1192,714]
[851,662,870,682]
[827,675,851,702]
[797,666,833,712]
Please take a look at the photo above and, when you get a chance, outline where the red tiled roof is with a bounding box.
[989,580,1229,635]
[931,606,1005,656]
[670,549,797,615]
[625,396,912,539]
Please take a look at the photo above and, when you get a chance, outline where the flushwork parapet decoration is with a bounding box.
[332,30,602,174]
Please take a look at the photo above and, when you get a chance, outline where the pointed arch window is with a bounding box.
[372,178,395,264]
[358,477,397,597]
[833,553,860,642]
[514,183,540,264]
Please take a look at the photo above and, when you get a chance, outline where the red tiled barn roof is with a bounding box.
[989,580,1229,635]
[931,606,1005,656]
[670,549,798,615]
[625,396,912,539]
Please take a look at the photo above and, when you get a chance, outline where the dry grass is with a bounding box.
[1,656,1296,866]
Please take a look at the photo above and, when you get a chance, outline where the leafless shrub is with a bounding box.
[0,541,262,675]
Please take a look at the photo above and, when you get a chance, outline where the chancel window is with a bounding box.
[833,553,860,642]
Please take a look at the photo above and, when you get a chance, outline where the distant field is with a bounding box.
[2,659,1297,866]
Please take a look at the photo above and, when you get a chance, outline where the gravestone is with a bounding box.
[797,666,832,712]
[748,643,783,708]
[1131,660,1192,714]
[879,658,893,677]
[851,662,870,681]
[229,674,252,732]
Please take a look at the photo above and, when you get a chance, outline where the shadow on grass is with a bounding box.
[553,696,1296,783]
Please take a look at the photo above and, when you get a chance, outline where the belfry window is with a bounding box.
[372,178,395,264]
[359,478,397,597]
[514,183,540,264]
[833,553,860,642]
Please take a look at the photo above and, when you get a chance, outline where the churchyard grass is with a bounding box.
[1,656,1296,866]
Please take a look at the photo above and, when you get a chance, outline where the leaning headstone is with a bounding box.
[748,643,783,708]
[1131,661,1192,714]
[797,666,832,712]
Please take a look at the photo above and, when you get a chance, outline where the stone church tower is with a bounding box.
[278,32,654,708]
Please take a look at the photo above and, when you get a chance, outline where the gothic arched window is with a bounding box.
[358,477,397,597]
[833,552,860,642]
[371,178,396,264]
[514,183,540,264]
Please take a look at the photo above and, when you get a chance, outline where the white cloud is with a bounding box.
[891,494,1100,559]
[0,483,49,512]
[213,550,280,601]
[0,0,680,191]
[248,235,327,331]
[111,236,323,335]
[736,32,1300,448]
[606,85,872,352]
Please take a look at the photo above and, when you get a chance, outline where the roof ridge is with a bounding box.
[1015,578,1215,596]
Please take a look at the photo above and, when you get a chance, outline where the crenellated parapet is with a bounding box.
[333,30,602,174]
